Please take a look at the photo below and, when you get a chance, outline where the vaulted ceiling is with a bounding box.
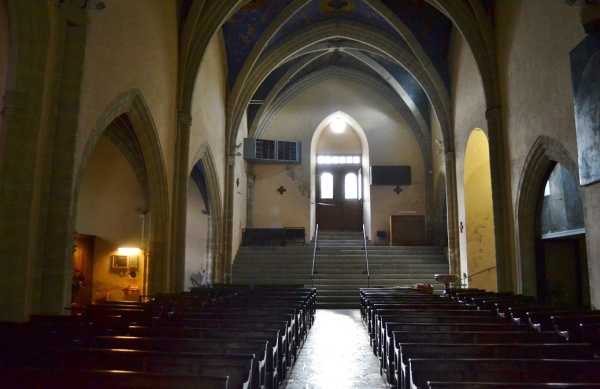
[220,0,460,139]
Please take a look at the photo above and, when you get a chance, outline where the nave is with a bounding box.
[2,285,600,388]
[282,309,386,389]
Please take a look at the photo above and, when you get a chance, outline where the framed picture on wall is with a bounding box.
[111,255,128,269]
[129,256,139,269]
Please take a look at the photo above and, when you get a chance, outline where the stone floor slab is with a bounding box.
[282,309,387,389]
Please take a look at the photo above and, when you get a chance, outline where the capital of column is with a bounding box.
[485,105,502,121]
[178,111,192,127]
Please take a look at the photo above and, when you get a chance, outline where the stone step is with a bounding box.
[232,242,449,306]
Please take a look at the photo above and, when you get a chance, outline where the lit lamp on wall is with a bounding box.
[330,117,346,134]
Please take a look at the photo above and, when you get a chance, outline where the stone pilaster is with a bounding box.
[169,111,192,292]
[444,150,460,278]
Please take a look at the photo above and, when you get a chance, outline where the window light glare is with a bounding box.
[330,118,346,133]
[118,247,140,255]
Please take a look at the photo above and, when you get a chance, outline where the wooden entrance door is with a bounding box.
[316,164,363,231]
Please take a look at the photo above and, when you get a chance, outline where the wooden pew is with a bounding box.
[152,318,289,383]
[37,347,254,389]
[578,322,600,354]
[376,310,508,359]
[409,359,600,389]
[552,313,600,342]
[527,309,600,332]
[427,380,600,389]
[368,304,481,347]
[392,330,568,389]
[0,367,231,389]
[87,336,267,389]
[380,316,522,382]
[398,343,595,389]
[127,326,281,389]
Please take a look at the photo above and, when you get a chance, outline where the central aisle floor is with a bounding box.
[282,309,388,389]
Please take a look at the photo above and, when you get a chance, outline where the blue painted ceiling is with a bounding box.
[222,0,456,131]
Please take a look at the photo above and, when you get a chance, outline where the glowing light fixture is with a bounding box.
[118,247,140,255]
[330,118,346,134]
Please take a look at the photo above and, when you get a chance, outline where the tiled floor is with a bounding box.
[282,309,388,389]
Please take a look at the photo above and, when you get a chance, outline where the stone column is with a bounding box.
[168,111,192,292]
[444,150,461,278]
[221,154,236,283]
[486,105,513,292]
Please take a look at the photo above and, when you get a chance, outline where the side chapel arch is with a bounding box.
[74,89,170,295]
[516,136,583,296]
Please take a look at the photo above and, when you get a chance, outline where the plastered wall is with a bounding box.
[252,77,425,240]
[494,1,598,305]
[77,1,178,191]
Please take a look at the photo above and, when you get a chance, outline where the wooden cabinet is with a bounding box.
[389,215,427,246]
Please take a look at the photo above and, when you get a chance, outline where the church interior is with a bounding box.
[1,0,600,387]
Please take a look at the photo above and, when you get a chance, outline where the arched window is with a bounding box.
[345,172,358,199]
[320,173,333,199]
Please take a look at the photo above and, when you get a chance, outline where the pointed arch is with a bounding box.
[190,143,224,283]
[228,19,451,155]
[310,111,372,238]
[515,136,581,295]
[75,89,170,294]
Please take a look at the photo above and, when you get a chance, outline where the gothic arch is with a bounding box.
[75,89,170,294]
[189,143,224,283]
[228,19,451,152]
[515,136,581,295]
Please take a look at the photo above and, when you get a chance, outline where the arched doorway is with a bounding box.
[534,163,589,307]
[311,112,371,234]
[463,129,497,290]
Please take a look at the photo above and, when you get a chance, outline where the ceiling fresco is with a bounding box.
[222,0,454,134]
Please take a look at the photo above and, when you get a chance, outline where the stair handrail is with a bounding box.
[362,224,370,287]
[461,266,496,285]
[311,224,319,287]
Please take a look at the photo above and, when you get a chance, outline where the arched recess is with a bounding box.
[74,89,169,295]
[188,143,223,286]
[516,136,583,296]
[175,0,249,287]
[429,0,513,291]
[463,128,497,290]
[310,112,371,239]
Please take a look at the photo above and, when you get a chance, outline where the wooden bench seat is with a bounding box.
[0,367,231,389]
[373,310,506,356]
[380,316,522,378]
[153,318,290,382]
[527,309,600,332]
[427,382,600,388]
[398,343,595,389]
[168,312,296,364]
[552,313,600,342]
[87,336,267,389]
[37,347,255,389]
[409,358,600,389]
[127,326,281,389]
[578,323,600,353]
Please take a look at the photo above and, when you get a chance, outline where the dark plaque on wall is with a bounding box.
[370,166,411,186]
[570,34,600,186]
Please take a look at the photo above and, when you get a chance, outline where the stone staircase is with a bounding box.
[232,230,450,308]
